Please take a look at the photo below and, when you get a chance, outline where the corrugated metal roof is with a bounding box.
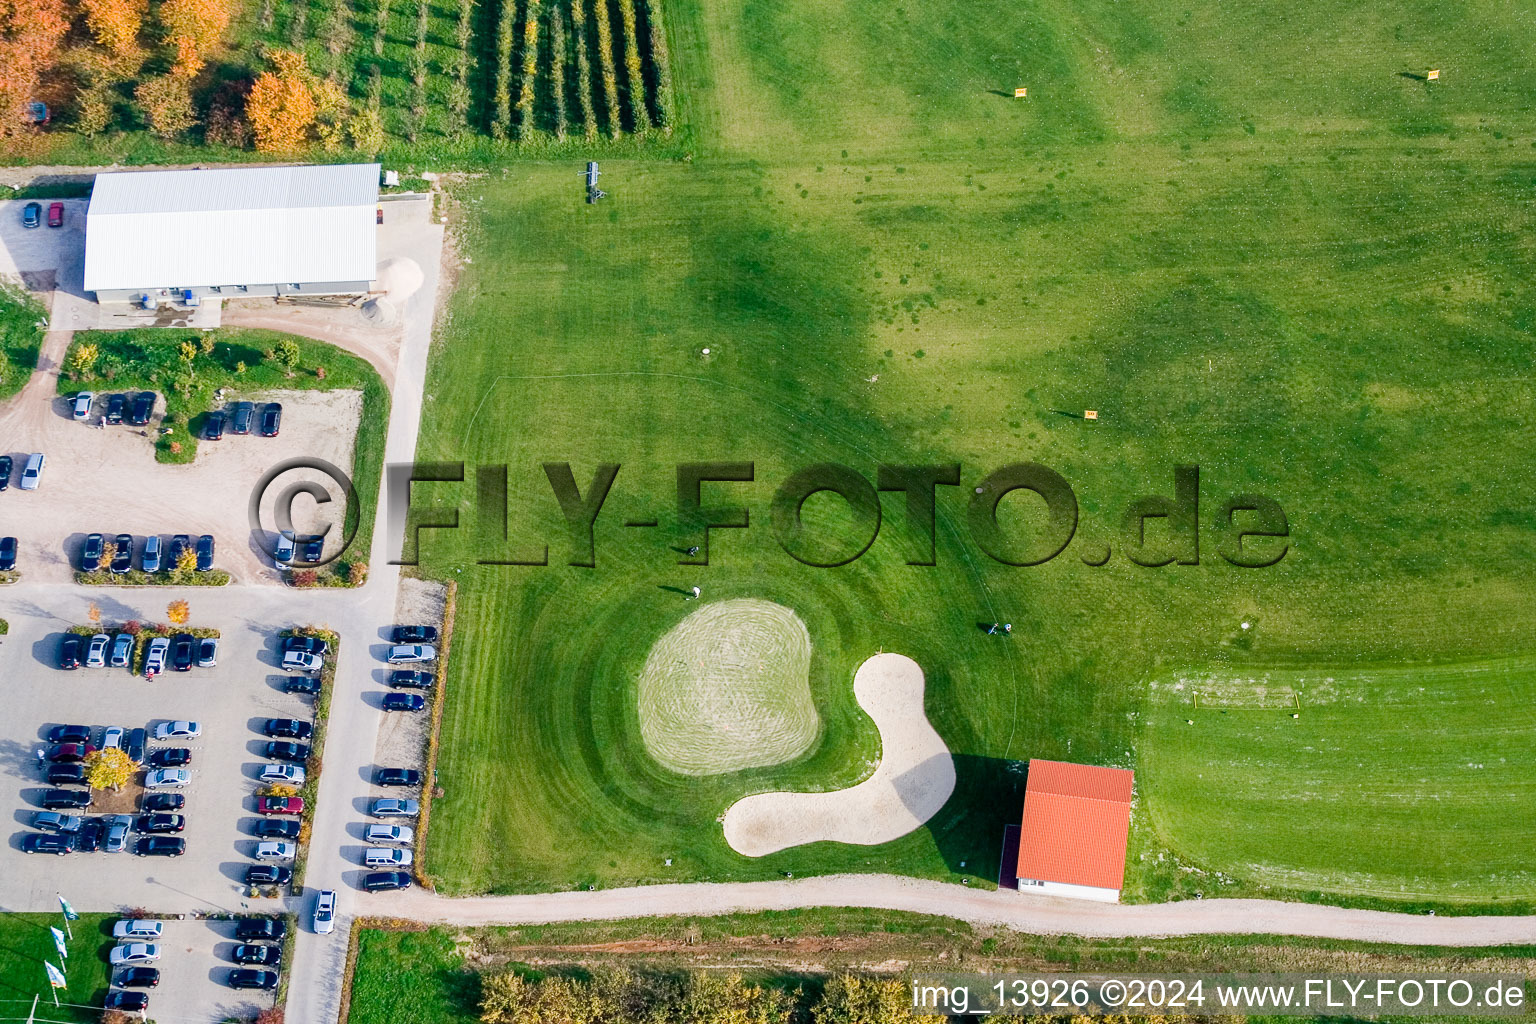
[1016,759,1134,891]
[84,163,380,292]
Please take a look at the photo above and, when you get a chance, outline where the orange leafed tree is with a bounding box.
[160,0,233,76]
[81,0,149,58]
[246,49,316,152]
[0,0,70,140]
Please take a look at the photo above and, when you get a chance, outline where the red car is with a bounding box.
[46,202,63,228]
[257,796,304,816]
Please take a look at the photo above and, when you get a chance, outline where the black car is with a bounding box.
[361,870,412,892]
[392,625,440,644]
[245,863,292,885]
[47,724,92,744]
[105,393,125,425]
[230,401,255,434]
[46,763,86,785]
[204,411,225,440]
[228,968,279,990]
[195,534,214,571]
[137,813,185,833]
[232,943,282,966]
[80,533,104,571]
[22,833,72,855]
[375,768,420,788]
[285,676,322,695]
[302,535,324,562]
[125,728,147,764]
[0,453,10,489]
[129,391,155,426]
[41,788,92,809]
[259,402,282,437]
[265,741,309,763]
[76,818,104,852]
[116,966,160,988]
[283,635,331,656]
[58,636,82,669]
[142,793,184,812]
[264,719,313,740]
[147,748,191,767]
[166,533,190,567]
[134,836,185,857]
[254,818,299,840]
[110,533,133,573]
[104,990,148,1013]
[382,692,427,712]
[0,535,15,571]
[170,633,195,671]
[234,917,286,941]
[388,670,434,690]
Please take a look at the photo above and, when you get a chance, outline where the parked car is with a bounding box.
[228,968,279,990]
[254,841,296,862]
[40,789,91,810]
[115,966,160,988]
[375,768,420,788]
[273,531,296,567]
[110,634,132,667]
[369,798,420,818]
[285,676,321,695]
[388,670,433,690]
[104,815,131,853]
[365,847,414,868]
[254,818,299,840]
[143,637,169,675]
[302,535,324,562]
[387,644,436,664]
[147,748,191,767]
[259,764,304,785]
[233,943,282,966]
[259,402,282,437]
[245,864,291,886]
[135,836,185,856]
[143,769,191,788]
[110,534,133,573]
[141,534,162,572]
[197,637,219,667]
[76,818,105,852]
[283,635,330,656]
[264,719,312,740]
[125,728,147,764]
[19,452,44,490]
[365,824,413,845]
[100,726,123,750]
[382,693,426,712]
[129,391,155,426]
[80,533,104,571]
[234,917,286,941]
[313,890,336,934]
[204,411,225,440]
[264,741,309,763]
[196,534,214,571]
[48,743,93,762]
[109,944,160,966]
[22,833,72,855]
[104,991,149,1013]
[392,625,440,644]
[71,392,94,420]
[0,535,15,571]
[105,393,125,425]
[142,793,183,812]
[33,811,84,833]
[361,871,412,892]
[46,202,63,228]
[46,763,86,786]
[166,534,190,568]
[0,454,10,489]
[113,920,163,940]
[136,813,186,833]
[170,633,195,671]
[256,796,304,816]
[45,724,92,744]
[154,721,201,739]
[282,650,323,673]
[85,633,110,668]
[21,201,41,228]
[230,401,255,434]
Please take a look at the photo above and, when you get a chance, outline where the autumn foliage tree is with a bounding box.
[166,599,190,624]
[247,49,317,152]
[80,0,148,59]
[0,0,70,141]
[135,72,197,138]
[84,748,136,791]
[160,0,234,76]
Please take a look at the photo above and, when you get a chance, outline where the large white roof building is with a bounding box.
[84,162,380,304]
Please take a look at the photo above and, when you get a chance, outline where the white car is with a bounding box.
[101,726,124,750]
[312,890,336,934]
[109,633,133,668]
[154,720,201,739]
[19,453,44,490]
[144,768,191,788]
[112,920,163,940]
[71,392,94,420]
[143,636,169,675]
[259,764,304,785]
[273,531,295,569]
[386,645,436,664]
[85,633,110,668]
[282,650,323,673]
[197,637,219,667]
[254,841,296,861]
[364,847,413,868]
[364,824,413,845]
[109,943,160,965]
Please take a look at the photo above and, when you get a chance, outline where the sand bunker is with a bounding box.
[638,599,819,775]
[722,652,955,857]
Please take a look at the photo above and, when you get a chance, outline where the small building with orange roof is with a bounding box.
[1015,758,1134,903]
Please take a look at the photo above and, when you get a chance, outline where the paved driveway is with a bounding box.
[107,916,278,1023]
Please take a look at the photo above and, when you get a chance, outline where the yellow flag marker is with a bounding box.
[1084,409,1098,420]
[1427,69,1440,81]
[1014,87,1028,98]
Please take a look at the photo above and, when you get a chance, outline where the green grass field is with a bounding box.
[0,914,113,1023]
[411,0,1536,905]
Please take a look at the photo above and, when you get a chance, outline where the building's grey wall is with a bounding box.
[95,280,374,305]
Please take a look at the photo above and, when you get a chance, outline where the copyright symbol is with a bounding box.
[248,457,359,569]
[1099,980,1126,1008]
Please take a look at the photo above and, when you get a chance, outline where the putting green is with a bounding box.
[637,599,819,775]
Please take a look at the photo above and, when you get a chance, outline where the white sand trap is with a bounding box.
[722,652,955,857]
[638,599,819,775]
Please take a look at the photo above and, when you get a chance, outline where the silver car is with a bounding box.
[19,453,44,490]
[109,943,160,966]
[144,768,190,788]
[254,841,296,861]
[86,633,110,668]
[386,645,436,664]
[109,634,133,668]
[364,824,413,845]
[144,637,169,675]
[71,392,94,420]
[369,798,420,818]
[312,890,336,935]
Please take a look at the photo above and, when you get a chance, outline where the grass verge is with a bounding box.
[411,579,457,889]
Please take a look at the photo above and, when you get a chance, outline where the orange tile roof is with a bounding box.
[1016,759,1134,891]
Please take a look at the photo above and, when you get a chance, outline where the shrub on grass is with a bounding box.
[248,49,318,152]
[491,0,514,138]
[570,0,597,140]
[371,0,390,56]
[514,0,540,139]
[548,3,567,140]
[643,0,672,129]
[615,0,647,131]
[592,0,621,137]
[319,0,353,64]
